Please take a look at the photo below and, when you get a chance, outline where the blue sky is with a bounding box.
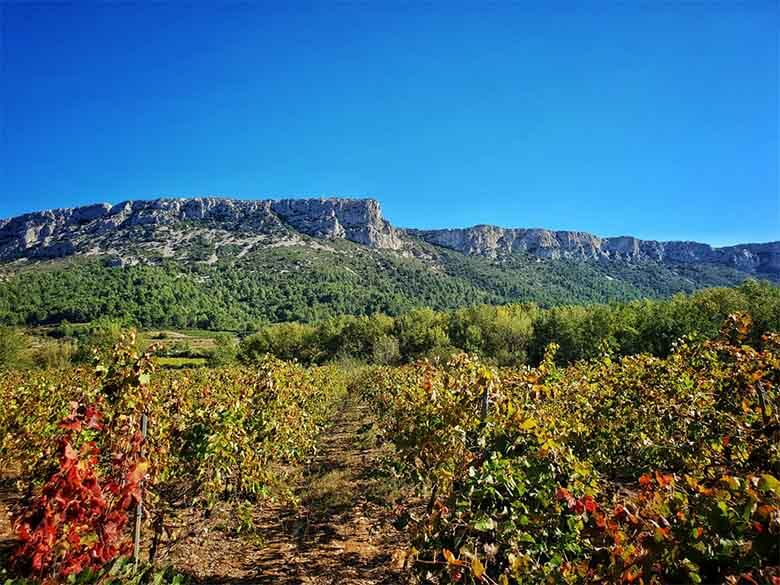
[1,1,777,246]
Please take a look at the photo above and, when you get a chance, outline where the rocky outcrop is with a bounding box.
[405,226,597,259]
[408,226,780,274]
[0,197,403,261]
[269,198,402,249]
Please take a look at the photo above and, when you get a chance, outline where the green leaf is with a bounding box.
[472,515,497,531]
[517,532,535,544]
[758,474,780,495]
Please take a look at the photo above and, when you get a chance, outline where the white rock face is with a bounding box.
[0,197,404,260]
[269,198,402,249]
[408,227,779,274]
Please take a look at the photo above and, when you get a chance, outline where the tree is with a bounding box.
[394,308,450,360]
[208,333,238,367]
[371,334,401,365]
[0,326,26,369]
[33,340,76,369]
[74,318,127,363]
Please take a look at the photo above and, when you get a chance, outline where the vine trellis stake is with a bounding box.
[133,413,148,565]
[481,381,492,421]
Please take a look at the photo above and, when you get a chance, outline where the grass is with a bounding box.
[154,356,208,368]
[140,330,240,359]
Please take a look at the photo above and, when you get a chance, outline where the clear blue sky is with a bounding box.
[1,1,777,246]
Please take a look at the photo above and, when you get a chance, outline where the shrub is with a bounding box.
[33,340,76,369]
[371,334,400,365]
[0,326,27,369]
[207,333,238,366]
[11,403,147,580]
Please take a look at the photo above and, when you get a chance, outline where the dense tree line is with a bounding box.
[238,280,780,366]
[1,280,777,370]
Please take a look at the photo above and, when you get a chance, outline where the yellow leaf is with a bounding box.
[129,460,149,483]
[520,418,537,430]
[471,557,486,579]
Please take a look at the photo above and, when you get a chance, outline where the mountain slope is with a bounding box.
[0,197,776,328]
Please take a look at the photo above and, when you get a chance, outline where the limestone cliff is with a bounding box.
[0,197,403,261]
[407,227,779,274]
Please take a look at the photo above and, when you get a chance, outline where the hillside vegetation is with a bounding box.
[1,281,777,373]
[0,241,771,329]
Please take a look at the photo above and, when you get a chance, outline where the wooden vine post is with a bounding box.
[481,381,491,420]
[756,381,770,427]
[134,413,148,564]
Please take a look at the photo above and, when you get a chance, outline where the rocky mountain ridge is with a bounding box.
[409,226,780,274]
[0,197,777,275]
[0,197,403,262]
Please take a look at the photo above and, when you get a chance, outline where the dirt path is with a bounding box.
[158,395,408,584]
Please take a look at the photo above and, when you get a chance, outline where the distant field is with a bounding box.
[141,329,234,350]
[142,330,237,367]
[153,356,208,368]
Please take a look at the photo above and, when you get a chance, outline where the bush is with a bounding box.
[33,340,76,368]
[73,318,128,363]
[207,333,238,366]
[239,322,317,364]
[363,314,780,584]
[371,334,400,365]
[0,326,27,369]
[11,403,146,579]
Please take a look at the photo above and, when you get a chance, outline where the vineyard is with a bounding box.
[0,314,779,584]
[361,313,780,584]
[0,335,351,582]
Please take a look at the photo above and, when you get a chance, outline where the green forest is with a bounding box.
[238,279,780,365]
[2,280,777,372]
